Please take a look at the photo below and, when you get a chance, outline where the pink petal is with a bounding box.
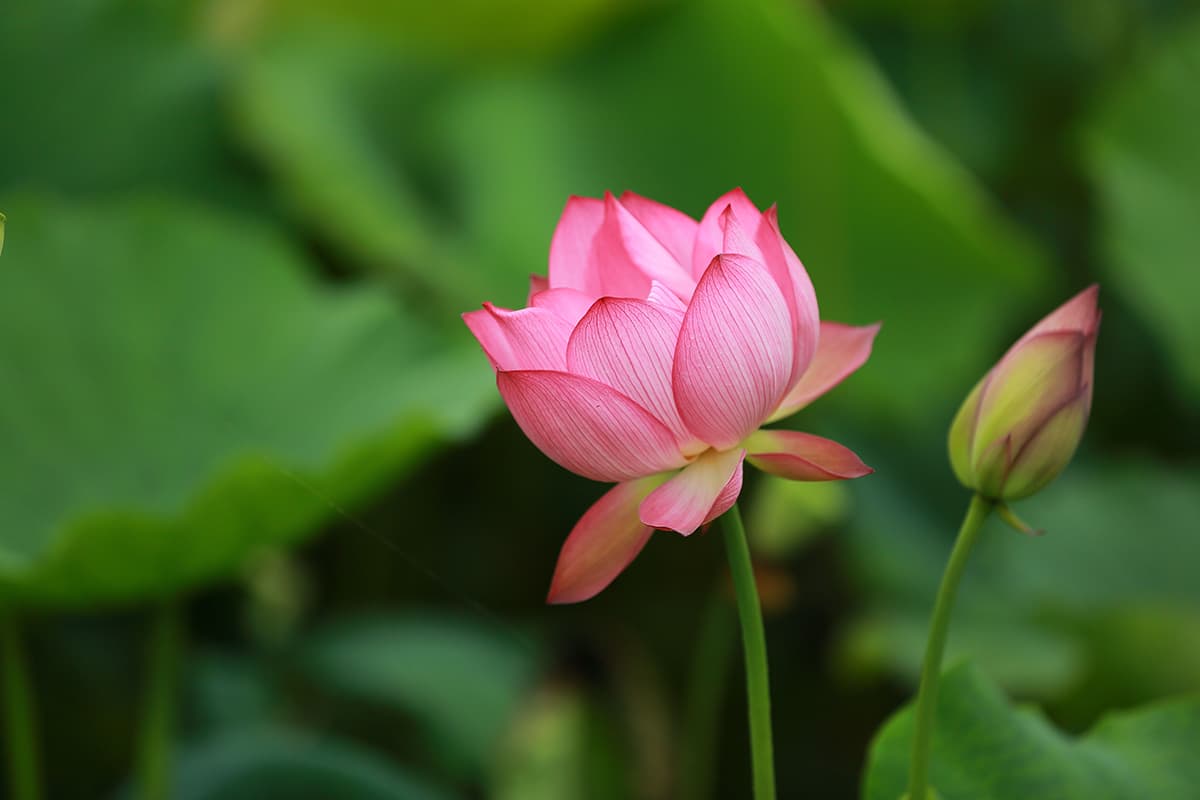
[463,303,574,371]
[546,476,666,604]
[725,206,817,386]
[619,191,699,271]
[548,196,607,296]
[673,254,794,449]
[971,331,1088,465]
[497,370,686,482]
[744,429,873,481]
[639,448,745,535]
[692,188,764,277]
[703,458,744,526]
[693,192,820,384]
[1015,285,1101,388]
[769,321,881,422]
[720,205,770,279]
[647,280,688,313]
[567,298,700,452]
[760,207,820,376]
[1024,284,1100,340]
[601,192,695,299]
[462,308,509,371]
[527,274,549,304]
[530,287,597,327]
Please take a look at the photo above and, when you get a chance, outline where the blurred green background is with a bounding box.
[1,0,1198,797]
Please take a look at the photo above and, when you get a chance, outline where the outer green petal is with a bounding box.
[973,434,1013,499]
[970,332,1085,464]
[1001,395,1090,500]
[948,376,985,489]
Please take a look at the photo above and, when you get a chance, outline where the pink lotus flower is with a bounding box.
[949,285,1100,501]
[464,189,879,603]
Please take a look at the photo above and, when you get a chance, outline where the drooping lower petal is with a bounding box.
[547,475,668,604]
[769,321,881,422]
[703,458,744,526]
[639,447,745,535]
[463,303,574,371]
[567,298,699,451]
[744,429,873,481]
[673,254,794,450]
[497,370,687,482]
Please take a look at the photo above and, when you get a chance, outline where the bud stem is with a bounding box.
[906,494,994,800]
[137,599,182,800]
[1,610,40,800]
[718,504,776,800]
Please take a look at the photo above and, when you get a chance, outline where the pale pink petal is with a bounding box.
[720,206,770,277]
[548,196,606,295]
[769,321,881,423]
[647,280,688,313]
[462,308,510,371]
[527,274,549,304]
[567,298,701,452]
[673,254,794,449]
[760,206,820,379]
[547,194,649,299]
[497,370,686,482]
[463,303,573,371]
[546,476,667,604]
[1017,287,1101,389]
[971,331,1088,464]
[703,457,744,525]
[639,448,745,535]
[1023,284,1100,340]
[531,287,597,327]
[619,191,699,270]
[692,188,764,277]
[744,429,873,481]
[603,193,695,299]
[725,206,815,384]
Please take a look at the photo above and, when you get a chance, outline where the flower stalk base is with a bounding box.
[906,494,994,800]
[719,504,776,800]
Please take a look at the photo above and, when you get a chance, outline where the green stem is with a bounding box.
[679,589,736,800]
[906,494,993,800]
[137,599,182,800]
[1,612,41,800]
[718,504,776,800]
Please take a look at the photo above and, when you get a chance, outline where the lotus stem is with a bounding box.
[137,599,182,800]
[719,504,776,800]
[1,610,41,800]
[906,494,993,799]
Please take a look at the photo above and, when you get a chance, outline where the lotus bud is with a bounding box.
[948,286,1100,501]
